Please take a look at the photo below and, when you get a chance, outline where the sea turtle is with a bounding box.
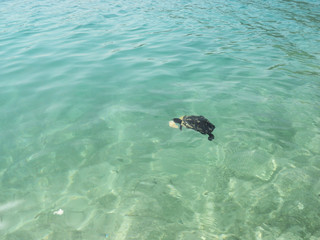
[169,115,215,141]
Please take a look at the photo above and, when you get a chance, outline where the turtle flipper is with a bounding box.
[180,124,182,131]
[208,133,214,141]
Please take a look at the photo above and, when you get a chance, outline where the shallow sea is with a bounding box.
[1,0,320,239]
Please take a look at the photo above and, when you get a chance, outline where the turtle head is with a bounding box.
[173,118,183,130]
[173,118,182,125]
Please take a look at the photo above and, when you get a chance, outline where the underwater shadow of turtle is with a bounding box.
[170,115,215,141]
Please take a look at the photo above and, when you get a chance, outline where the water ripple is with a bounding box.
[1,0,320,239]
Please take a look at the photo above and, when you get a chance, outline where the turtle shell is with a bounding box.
[181,115,215,134]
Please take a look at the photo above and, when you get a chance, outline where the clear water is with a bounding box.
[1,0,320,239]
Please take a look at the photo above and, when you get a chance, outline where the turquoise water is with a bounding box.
[1,0,320,239]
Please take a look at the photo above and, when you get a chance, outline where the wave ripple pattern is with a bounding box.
[0,0,320,239]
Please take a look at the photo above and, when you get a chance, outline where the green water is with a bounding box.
[1,0,320,239]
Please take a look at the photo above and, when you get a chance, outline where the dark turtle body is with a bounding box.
[173,115,215,141]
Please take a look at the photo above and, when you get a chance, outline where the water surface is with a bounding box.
[1,0,320,239]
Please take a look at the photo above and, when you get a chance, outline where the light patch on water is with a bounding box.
[297,201,304,210]
[255,227,263,240]
[0,221,6,230]
[62,169,78,194]
[256,157,278,181]
[167,184,182,198]
[0,200,24,213]
[114,217,132,240]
